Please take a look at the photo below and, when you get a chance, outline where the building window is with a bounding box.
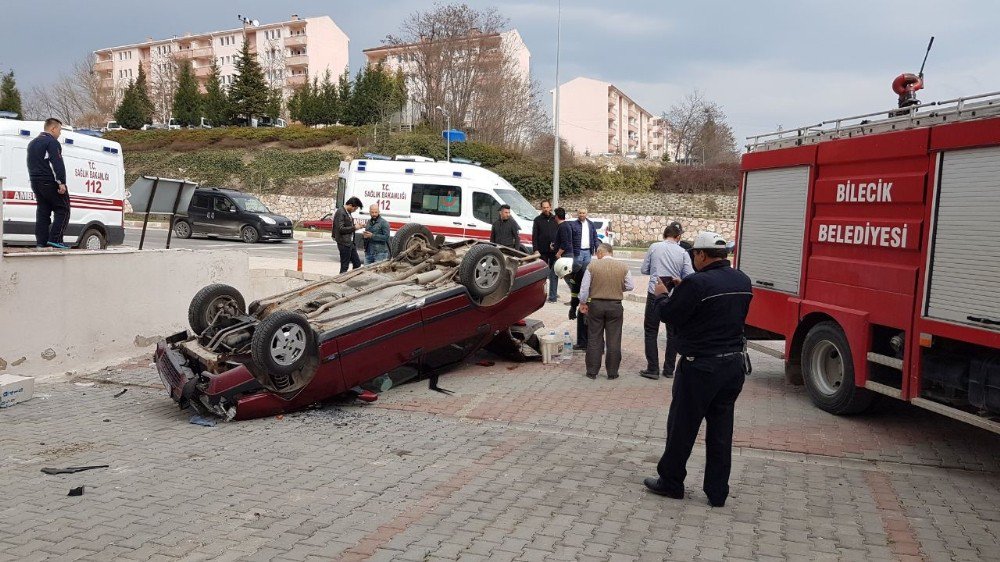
[411,184,462,217]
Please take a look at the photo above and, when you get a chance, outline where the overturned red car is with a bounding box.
[155,224,548,421]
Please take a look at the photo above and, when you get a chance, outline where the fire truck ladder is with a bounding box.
[745,90,1000,152]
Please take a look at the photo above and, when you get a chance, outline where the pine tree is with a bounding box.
[337,70,352,123]
[172,61,202,127]
[203,61,230,126]
[114,81,147,129]
[0,71,23,118]
[133,65,154,125]
[319,71,339,125]
[228,40,270,125]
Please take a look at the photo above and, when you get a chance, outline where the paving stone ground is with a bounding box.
[2,299,999,561]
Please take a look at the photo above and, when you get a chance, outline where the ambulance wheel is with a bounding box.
[188,284,246,334]
[79,228,107,250]
[241,225,260,244]
[251,311,314,383]
[459,244,507,299]
[173,219,192,239]
[802,322,874,415]
[391,223,433,264]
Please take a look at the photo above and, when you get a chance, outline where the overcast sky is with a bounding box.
[2,0,997,144]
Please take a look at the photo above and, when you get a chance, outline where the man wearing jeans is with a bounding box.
[640,223,694,379]
[332,196,364,273]
[26,118,71,249]
[363,205,391,264]
[532,200,560,302]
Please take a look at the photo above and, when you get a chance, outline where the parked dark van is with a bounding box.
[173,187,294,243]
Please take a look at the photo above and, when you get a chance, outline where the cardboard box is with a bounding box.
[0,374,34,408]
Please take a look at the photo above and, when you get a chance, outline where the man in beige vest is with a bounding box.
[578,243,635,379]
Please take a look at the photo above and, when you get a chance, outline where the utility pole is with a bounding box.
[552,0,562,207]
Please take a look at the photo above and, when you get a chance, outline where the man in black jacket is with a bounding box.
[532,200,559,302]
[26,118,71,248]
[332,196,364,273]
[490,204,520,248]
[643,231,753,508]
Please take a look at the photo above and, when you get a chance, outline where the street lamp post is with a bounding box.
[552,0,562,207]
[436,105,451,162]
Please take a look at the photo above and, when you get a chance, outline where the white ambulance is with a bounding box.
[336,155,537,249]
[0,118,126,249]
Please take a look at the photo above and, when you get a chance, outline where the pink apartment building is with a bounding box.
[93,15,349,108]
[556,77,668,160]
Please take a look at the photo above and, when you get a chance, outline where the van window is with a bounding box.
[336,177,346,208]
[411,184,461,217]
[214,197,236,213]
[191,194,211,209]
[473,192,502,224]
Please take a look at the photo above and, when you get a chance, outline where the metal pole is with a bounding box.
[552,0,562,207]
[165,181,185,250]
[139,177,160,250]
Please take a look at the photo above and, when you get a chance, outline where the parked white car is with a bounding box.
[590,216,615,246]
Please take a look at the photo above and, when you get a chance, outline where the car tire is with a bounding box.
[188,284,247,334]
[802,321,874,415]
[174,219,192,239]
[391,223,433,263]
[79,228,107,250]
[251,311,314,387]
[459,244,507,299]
[241,225,260,244]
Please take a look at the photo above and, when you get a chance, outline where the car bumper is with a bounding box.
[261,226,294,239]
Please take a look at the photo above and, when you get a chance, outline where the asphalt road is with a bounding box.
[123,227,649,274]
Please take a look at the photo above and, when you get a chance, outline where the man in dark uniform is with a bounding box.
[26,118,71,248]
[333,196,364,273]
[644,231,753,507]
[532,200,560,302]
[671,221,695,262]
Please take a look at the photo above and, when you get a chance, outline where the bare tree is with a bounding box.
[666,90,738,164]
[24,57,122,127]
[383,3,542,148]
[149,51,178,123]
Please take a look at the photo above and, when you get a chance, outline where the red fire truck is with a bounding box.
[737,91,1000,433]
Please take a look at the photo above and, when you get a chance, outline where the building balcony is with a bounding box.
[287,74,308,87]
[193,65,212,78]
[94,59,114,72]
[286,54,308,67]
[285,34,307,48]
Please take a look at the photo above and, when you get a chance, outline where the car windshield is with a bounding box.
[495,188,537,221]
[234,196,271,214]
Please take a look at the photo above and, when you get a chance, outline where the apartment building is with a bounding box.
[362,30,531,129]
[556,77,668,160]
[93,15,349,103]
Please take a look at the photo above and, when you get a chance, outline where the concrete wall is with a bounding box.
[0,249,251,380]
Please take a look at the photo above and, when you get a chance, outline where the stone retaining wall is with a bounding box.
[560,192,737,219]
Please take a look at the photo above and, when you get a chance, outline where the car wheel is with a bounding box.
[241,225,260,244]
[802,321,874,415]
[79,228,107,250]
[188,284,247,334]
[459,244,507,299]
[391,223,433,264]
[251,311,314,388]
[174,219,192,239]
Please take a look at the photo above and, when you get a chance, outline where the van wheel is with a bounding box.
[79,228,107,250]
[241,225,260,244]
[174,219,192,239]
[802,322,874,415]
[459,244,508,299]
[188,284,246,334]
[251,311,314,388]
[391,223,433,264]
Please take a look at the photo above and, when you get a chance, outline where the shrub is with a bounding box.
[653,163,740,194]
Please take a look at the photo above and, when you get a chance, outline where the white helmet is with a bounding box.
[553,257,574,278]
[691,231,728,250]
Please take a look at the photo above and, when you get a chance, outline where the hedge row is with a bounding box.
[106,125,364,152]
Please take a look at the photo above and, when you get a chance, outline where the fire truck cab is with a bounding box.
[738,92,1000,433]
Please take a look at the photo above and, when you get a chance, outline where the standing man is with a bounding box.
[578,243,634,379]
[26,118,70,249]
[363,204,391,264]
[532,200,560,302]
[672,221,695,262]
[567,208,599,347]
[644,232,753,508]
[640,223,694,379]
[490,204,520,249]
[333,196,364,273]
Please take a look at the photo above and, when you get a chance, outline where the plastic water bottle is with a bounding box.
[563,331,574,360]
[548,330,558,363]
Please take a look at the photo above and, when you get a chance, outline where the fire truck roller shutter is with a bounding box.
[925,146,1000,329]
[738,166,810,294]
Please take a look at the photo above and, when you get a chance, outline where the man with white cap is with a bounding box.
[643,231,753,508]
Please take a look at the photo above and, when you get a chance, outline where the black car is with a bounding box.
[173,188,294,243]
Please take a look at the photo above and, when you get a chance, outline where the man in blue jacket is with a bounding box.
[363,204,391,264]
[26,118,71,248]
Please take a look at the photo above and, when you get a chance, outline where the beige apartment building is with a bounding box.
[93,15,349,118]
[556,77,668,160]
[363,30,531,129]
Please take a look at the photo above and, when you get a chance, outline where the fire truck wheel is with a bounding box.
[802,322,874,415]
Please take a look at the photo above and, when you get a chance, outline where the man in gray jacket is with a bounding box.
[333,196,364,273]
[363,204,391,264]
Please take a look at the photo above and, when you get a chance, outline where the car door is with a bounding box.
[468,191,502,242]
[212,195,241,236]
[187,193,213,235]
